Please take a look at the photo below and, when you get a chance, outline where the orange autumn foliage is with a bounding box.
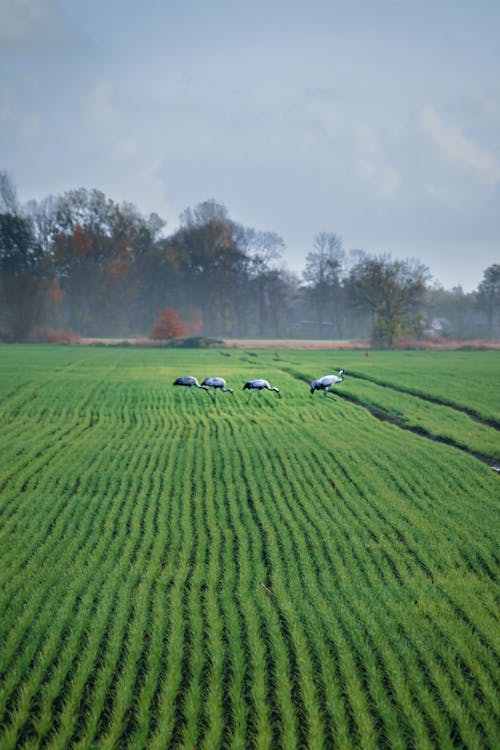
[73,224,94,255]
[150,307,189,339]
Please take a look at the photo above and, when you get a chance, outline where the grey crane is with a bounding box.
[201,376,234,397]
[173,376,208,392]
[243,379,280,397]
[310,370,345,397]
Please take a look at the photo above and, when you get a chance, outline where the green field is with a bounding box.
[0,345,499,749]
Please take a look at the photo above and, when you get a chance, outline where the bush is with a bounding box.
[166,336,224,349]
[150,307,189,339]
[29,327,81,344]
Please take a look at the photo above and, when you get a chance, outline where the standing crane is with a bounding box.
[310,370,345,397]
[172,376,208,392]
[243,379,280,397]
[201,376,234,397]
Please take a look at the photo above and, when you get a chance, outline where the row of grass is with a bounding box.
[0,346,498,748]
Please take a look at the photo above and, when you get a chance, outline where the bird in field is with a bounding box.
[173,376,208,392]
[243,379,280,397]
[310,370,345,397]
[201,376,234,396]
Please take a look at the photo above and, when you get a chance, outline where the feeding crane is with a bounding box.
[201,376,234,397]
[172,376,208,392]
[310,370,345,397]
[243,379,280,397]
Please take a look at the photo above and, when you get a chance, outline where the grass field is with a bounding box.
[0,345,498,749]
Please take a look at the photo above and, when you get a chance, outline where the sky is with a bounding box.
[1,0,499,291]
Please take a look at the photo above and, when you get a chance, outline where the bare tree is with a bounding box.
[303,232,345,337]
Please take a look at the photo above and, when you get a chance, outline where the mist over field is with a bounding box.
[1,177,499,345]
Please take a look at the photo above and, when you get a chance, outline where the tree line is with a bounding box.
[1,172,499,345]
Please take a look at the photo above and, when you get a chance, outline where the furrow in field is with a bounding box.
[292,453,489,745]
[312,418,488,588]
[0,349,497,749]
[0,411,139,618]
[322,422,499,670]
[355,423,499,588]
[60,414,182,748]
[0,424,126,688]
[0,420,157,748]
[0,416,95,525]
[37,437,163,748]
[279,365,500,468]
[147,415,204,749]
[195,421,232,750]
[274,412,498,745]
[0,378,180,748]
[331,438,497,742]
[339,389,500,469]
[230,421,347,749]
[212,418,258,749]
[0,453,130,745]
[0,372,120,520]
[0,422,122,604]
[250,421,400,748]
[68,428,169,747]
[347,370,500,429]
[80,422,181,749]
[216,415,285,750]
[223,417,299,749]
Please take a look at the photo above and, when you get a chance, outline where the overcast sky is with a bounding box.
[1,0,499,290]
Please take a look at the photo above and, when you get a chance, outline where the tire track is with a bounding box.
[280,366,500,470]
[346,370,500,430]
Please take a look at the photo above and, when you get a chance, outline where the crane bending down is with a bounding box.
[243,379,280,397]
[310,370,345,397]
[201,377,234,396]
[173,376,208,391]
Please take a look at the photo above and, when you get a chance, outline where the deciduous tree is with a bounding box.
[0,172,47,340]
[348,253,429,347]
[477,264,500,340]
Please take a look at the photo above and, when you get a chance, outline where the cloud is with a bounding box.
[292,89,340,138]
[0,80,41,145]
[353,124,401,198]
[85,80,117,127]
[356,159,400,198]
[0,0,68,48]
[419,106,500,185]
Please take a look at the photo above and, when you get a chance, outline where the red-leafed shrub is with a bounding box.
[150,308,189,340]
[29,327,81,344]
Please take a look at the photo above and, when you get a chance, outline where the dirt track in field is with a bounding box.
[77,337,500,350]
[223,339,370,349]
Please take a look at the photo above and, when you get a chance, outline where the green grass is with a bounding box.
[0,345,498,749]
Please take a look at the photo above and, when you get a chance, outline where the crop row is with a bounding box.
[0,349,498,748]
